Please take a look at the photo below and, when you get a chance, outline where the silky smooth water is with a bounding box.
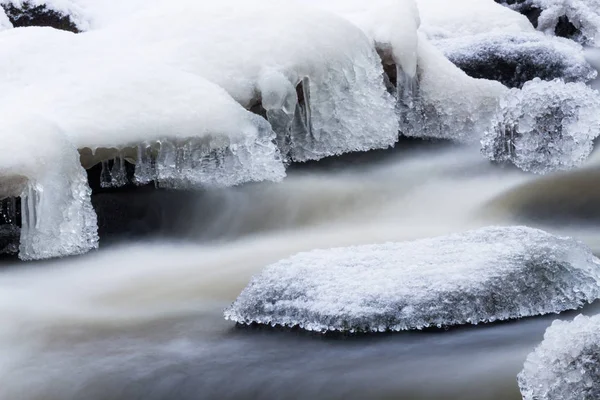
[1,143,600,400]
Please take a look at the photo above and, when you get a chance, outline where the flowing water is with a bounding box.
[2,141,600,400]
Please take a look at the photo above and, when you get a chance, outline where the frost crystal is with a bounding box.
[225,226,600,333]
[482,78,600,173]
[518,314,600,400]
[434,32,596,88]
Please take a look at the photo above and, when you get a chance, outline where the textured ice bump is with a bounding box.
[225,226,600,333]
[435,33,595,88]
[482,79,600,174]
[518,314,600,400]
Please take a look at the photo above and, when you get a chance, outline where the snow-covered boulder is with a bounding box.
[225,226,600,333]
[435,33,595,88]
[482,79,600,174]
[518,314,600,400]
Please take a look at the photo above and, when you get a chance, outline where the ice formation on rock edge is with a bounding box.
[225,226,600,333]
[482,78,600,174]
[0,118,98,260]
[518,314,600,400]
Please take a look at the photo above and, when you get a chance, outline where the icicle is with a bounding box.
[134,143,155,185]
[109,155,127,187]
[100,160,112,188]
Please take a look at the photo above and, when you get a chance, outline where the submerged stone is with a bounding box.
[225,226,600,333]
[519,314,600,400]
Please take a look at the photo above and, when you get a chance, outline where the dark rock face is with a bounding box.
[436,34,595,88]
[1,2,79,32]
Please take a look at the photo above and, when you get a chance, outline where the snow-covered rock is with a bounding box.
[435,33,595,88]
[518,314,600,400]
[225,226,600,333]
[482,78,600,174]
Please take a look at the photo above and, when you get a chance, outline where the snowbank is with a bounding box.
[518,314,600,400]
[482,79,600,174]
[225,226,600,333]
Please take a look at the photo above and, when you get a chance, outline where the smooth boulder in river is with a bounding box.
[518,314,600,400]
[225,226,600,333]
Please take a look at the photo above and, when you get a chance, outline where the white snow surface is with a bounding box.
[0,0,399,164]
[533,0,600,45]
[482,78,600,174]
[417,0,535,40]
[225,226,600,333]
[518,314,600,400]
[0,5,11,29]
[302,0,420,77]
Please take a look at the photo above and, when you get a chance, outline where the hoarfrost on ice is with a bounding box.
[518,314,600,400]
[225,226,600,333]
[482,78,600,173]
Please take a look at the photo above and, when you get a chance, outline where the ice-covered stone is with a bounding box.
[225,226,600,333]
[434,33,595,88]
[518,314,600,400]
[482,78,600,174]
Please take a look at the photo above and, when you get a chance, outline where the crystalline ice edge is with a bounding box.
[19,148,98,261]
[225,226,600,333]
[518,313,600,400]
[482,78,600,173]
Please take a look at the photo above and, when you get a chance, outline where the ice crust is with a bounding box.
[225,226,600,333]
[518,314,600,400]
[482,79,600,174]
[0,117,98,260]
[435,33,596,88]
